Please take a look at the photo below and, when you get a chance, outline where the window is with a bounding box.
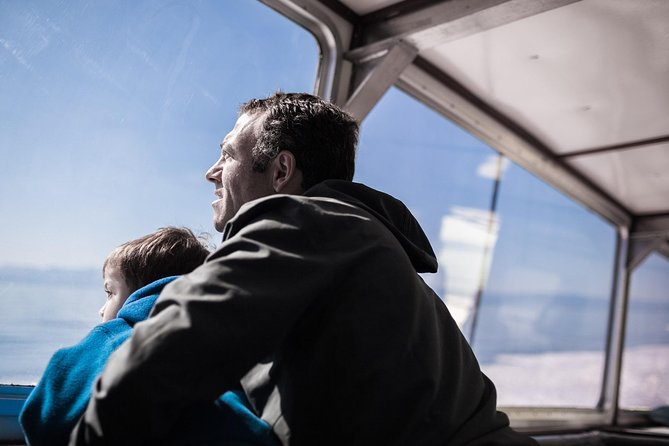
[0,0,318,384]
[620,252,669,410]
[475,164,616,407]
[355,86,618,408]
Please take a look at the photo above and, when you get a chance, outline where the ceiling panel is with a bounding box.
[422,0,669,155]
[567,143,669,215]
[338,0,404,16]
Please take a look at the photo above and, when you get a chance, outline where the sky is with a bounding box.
[0,0,318,269]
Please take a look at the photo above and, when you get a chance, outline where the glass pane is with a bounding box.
[475,164,617,407]
[356,87,617,408]
[354,87,500,332]
[0,1,318,384]
[620,252,669,410]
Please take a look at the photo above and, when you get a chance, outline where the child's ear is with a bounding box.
[271,150,303,194]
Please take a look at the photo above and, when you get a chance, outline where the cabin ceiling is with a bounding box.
[414,0,669,217]
[265,0,669,238]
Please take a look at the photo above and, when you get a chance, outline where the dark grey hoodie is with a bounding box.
[70,180,536,446]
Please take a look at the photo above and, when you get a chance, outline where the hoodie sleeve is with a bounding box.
[69,195,384,445]
[20,322,130,446]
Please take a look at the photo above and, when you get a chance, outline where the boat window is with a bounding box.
[620,252,669,410]
[476,163,616,408]
[355,86,617,408]
[0,1,318,385]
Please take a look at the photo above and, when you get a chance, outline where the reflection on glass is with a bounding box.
[438,204,500,332]
[620,252,669,409]
[0,1,317,384]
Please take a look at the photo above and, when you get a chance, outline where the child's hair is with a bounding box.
[102,227,210,292]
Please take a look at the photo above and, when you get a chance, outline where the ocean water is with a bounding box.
[0,270,101,384]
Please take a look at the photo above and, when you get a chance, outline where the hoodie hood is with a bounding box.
[305,180,438,273]
[117,276,179,325]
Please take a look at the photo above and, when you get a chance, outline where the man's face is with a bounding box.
[206,112,275,232]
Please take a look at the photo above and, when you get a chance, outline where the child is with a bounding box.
[19,227,278,446]
[99,227,210,322]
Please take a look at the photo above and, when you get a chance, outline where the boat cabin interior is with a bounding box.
[0,0,667,444]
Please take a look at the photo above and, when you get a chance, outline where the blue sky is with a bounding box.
[0,0,318,269]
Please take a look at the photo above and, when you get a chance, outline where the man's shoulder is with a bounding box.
[223,190,369,238]
[230,180,398,225]
[220,181,437,273]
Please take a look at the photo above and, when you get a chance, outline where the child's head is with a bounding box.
[100,227,210,322]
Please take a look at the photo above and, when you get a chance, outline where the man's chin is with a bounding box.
[212,204,228,232]
[213,218,226,233]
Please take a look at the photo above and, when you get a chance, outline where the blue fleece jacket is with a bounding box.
[19,276,278,446]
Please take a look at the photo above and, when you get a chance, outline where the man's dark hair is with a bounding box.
[103,227,210,292]
[240,92,358,189]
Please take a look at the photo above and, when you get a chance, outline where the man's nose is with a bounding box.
[205,160,221,183]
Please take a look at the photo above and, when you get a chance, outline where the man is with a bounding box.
[70,93,537,445]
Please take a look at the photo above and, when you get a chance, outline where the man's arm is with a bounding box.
[69,196,370,445]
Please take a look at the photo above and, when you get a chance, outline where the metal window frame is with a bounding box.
[0,385,31,443]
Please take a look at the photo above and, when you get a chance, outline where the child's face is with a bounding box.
[100,265,132,322]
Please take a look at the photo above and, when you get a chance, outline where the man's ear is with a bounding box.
[271,150,304,194]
